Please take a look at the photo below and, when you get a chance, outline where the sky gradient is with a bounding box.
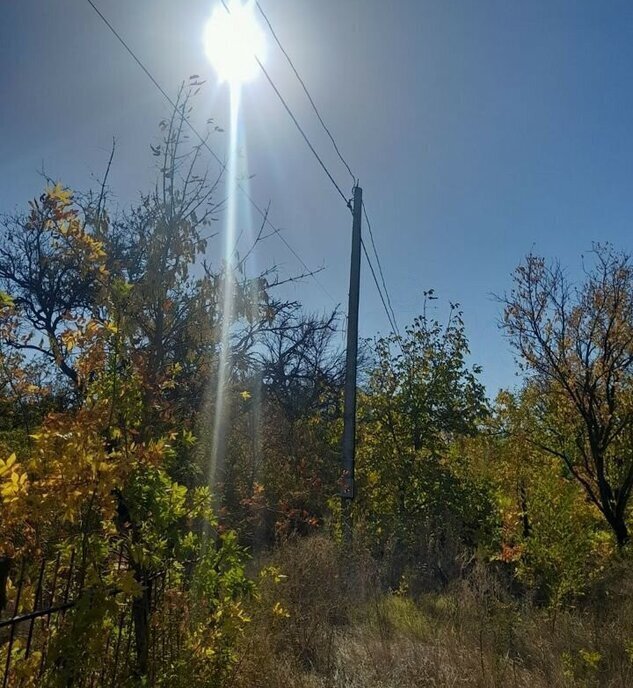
[2,0,633,394]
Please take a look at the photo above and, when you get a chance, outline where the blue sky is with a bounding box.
[2,0,633,394]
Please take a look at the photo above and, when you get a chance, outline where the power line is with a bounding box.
[83,0,336,304]
[361,239,399,336]
[219,0,351,208]
[250,2,401,339]
[255,1,356,185]
[86,0,401,332]
[362,201,401,338]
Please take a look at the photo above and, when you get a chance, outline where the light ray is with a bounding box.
[209,84,242,492]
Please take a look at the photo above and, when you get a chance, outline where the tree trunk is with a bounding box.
[132,571,152,677]
[519,483,531,539]
[0,556,10,611]
[609,513,629,548]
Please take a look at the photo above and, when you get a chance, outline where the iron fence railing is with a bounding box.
[0,550,187,687]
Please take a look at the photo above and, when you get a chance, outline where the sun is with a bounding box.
[203,0,266,86]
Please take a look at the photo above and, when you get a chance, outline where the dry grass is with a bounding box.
[234,536,633,688]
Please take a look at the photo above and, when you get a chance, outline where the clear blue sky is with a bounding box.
[2,0,633,394]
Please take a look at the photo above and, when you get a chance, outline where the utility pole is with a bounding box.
[341,184,362,543]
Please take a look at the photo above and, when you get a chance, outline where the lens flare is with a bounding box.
[204,0,266,85]
[209,85,241,492]
[204,2,265,496]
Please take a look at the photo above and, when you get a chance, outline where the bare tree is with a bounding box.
[501,244,633,546]
[258,306,343,422]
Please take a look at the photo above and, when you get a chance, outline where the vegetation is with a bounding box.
[2,90,633,686]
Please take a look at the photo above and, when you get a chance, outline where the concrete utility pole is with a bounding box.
[341,185,362,539]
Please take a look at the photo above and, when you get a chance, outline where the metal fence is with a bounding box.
[0,550,187,687]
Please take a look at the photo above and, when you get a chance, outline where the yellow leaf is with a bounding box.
[48,182,73,206]
[272,602,290,618]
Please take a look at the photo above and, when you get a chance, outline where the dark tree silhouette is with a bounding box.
[502,245,633,546]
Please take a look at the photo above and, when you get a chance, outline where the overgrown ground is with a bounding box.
[233,536,633,688]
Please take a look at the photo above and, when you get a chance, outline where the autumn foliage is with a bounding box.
[1,92,633,686]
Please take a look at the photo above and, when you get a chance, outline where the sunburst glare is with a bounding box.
[203,0,266,86]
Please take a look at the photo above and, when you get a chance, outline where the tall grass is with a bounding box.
[234,536,633,688]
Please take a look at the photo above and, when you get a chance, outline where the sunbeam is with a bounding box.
[209,84,242,494]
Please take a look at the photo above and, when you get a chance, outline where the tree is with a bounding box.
[219,305,345,546]
[501,245,633,547]
[355,297,491,586]
[0,183,105,392]
[462,388,609,604]
[0,83,285,680]
[258,306,343,423]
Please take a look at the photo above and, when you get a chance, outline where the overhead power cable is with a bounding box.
[256,58,351,206]
[252,2,402,340]
[218,0,350,207]
[361,239,399,336]
[255,1,356,185]
[362,201,401,338]
[84,0,336,304]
